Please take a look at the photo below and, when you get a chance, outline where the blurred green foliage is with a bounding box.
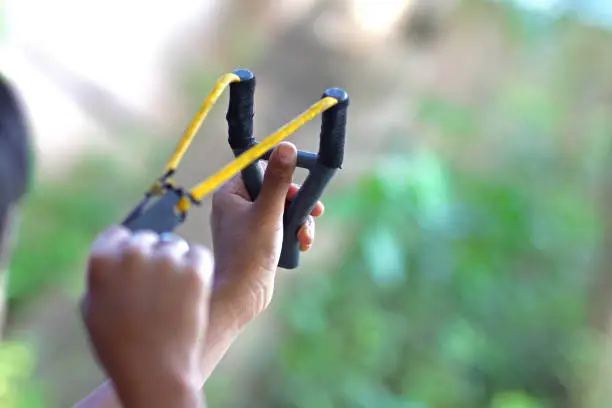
[8,158,145,306]
[237,144,600,408]
[205,4,612,405]
[0,341,45,408]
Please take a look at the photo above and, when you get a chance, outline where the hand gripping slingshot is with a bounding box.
[121,69,349,269]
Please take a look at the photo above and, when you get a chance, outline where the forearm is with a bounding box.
[74,315,239,408]
[73,381,119,408]
[114,375,204,408]
[200,301,242,381]
[74,377,205,408]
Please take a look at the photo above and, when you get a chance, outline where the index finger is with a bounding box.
[89,225,131,258]
[216,159,267,202]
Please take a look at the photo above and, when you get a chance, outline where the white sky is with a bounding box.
[0,0,223,174]
[2,0,221,111]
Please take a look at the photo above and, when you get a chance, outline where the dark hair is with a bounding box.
[0,73,31,238]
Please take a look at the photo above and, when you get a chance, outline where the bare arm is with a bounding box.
[73,315,237,408]
[74,376,204,408]
[78,227,212,408]
[73,382,118,408]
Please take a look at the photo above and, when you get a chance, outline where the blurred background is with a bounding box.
[1,0,612,406]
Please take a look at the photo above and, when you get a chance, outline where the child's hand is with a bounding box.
[81,226,213,407]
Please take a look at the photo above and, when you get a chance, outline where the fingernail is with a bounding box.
[305,225,313,241]
[276,143,295,165]
[298,224,312,243]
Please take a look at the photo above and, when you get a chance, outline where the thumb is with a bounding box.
[254,142,297,218]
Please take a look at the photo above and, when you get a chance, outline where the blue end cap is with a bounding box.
[323,87,348,102]
[233,69,254,81]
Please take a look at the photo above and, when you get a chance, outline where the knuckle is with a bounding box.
[122,243,147,262]
[183,266,210,295]
[192,243,213,261]
[108,224,130,237]
[154,252,181,274]
[96,225,129,243]
[184,254,212,291]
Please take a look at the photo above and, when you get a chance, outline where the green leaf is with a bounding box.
[490,391,545,408]
[362,224,405,287]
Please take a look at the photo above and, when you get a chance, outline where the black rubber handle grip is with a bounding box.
[227,69,255,150]
[279,164,336,269]
[317,88,349,169]
[278,88,349,269]
[228,85,349,269]
[227,69,264,199]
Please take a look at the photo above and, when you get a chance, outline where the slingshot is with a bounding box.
[121,69,349,269]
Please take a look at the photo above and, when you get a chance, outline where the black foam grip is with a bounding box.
[318,88,349,169]
[279,236,300,269]
[227,69,256,150]
[241,163,264,200]
[227,83,349,270]
[227,69,264,200]
[279,164,336,269]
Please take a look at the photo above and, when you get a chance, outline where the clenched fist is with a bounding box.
[81,226,212,408]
